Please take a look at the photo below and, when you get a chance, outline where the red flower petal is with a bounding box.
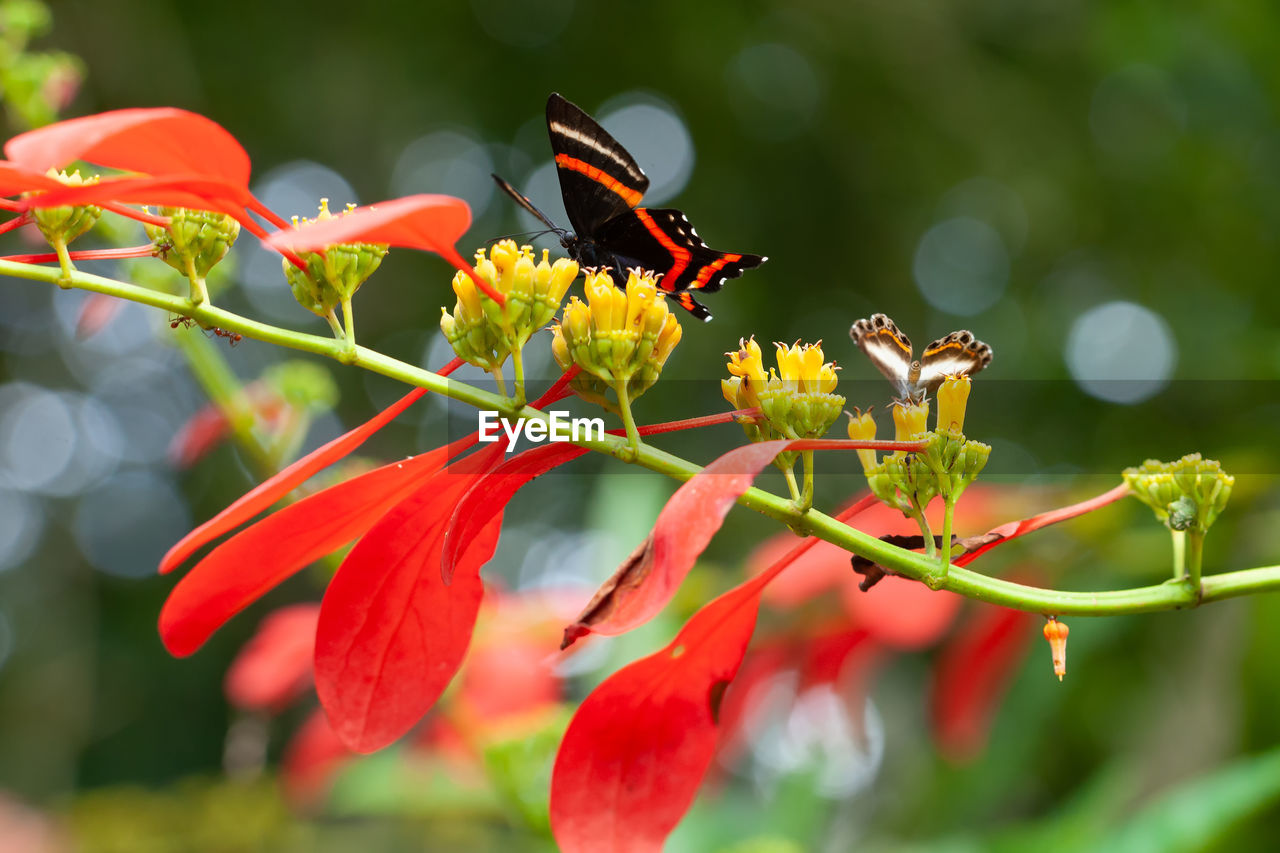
[314,442,508,753]
[16,174,279,233]
[930,601,1035,762]
[281,707,352,807]
[442,442,588,583]
[224,604,320,713]
[956,483,1131,567]
[550,526,824,852]
[562,439,795,647]
[264,192,482,279]
[0,162,63,196]
[167,402,232,469]
[160,363,460,575]
[551,565,783,851]
[158,433,476,657]
[4,108,251,185]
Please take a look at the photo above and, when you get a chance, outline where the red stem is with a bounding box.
[100,202,169,227]
[955,483,1133,567]
[0,213,30,236]
[1,244,160,263]
[531,365,582,408]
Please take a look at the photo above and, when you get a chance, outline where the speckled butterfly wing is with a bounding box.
[591,207,767,321]
[851,313,992,401]
[851,314,919,399]
[915,329,993,394]
[546,93,649,237]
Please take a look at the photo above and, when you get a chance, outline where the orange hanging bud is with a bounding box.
[1043,617,1069,681]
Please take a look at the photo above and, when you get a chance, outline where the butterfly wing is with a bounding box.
[850,314,917,399]
[916,330,993,393]
[591,207,767,321]
[546,93,649,237]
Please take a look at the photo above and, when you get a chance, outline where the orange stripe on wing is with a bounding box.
[692,253,742,289]
[634,208,692,287]
[554,154,644,207]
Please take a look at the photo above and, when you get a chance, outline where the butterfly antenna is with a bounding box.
[485,229,556,247]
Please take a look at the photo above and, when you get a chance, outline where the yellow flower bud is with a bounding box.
[727,337,845,442]
[847,408,878,473]
[440,240,576,370]
[451,268,484,320]
[892,400,929,443]
[936,374,972,434]
[553,268,681,403]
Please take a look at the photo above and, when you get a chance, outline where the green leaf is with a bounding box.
[1096,747,1280,853]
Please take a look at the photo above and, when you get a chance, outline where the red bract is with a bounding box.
[160,432,478,657]
[562,439,814,648]
[314,441,508,753]
[930,601,1036,762]
[0,162,63,196]
[262,194,499,302]
[224,604,320,713]
[4,107,251,185]
[3,108,289,232]
[281,708,351,807]
[160,358,462,574]
[443,442,589,584]
[550,528,827,853]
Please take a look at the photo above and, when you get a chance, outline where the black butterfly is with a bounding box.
[492,93,766,321]
[850,313,993,403]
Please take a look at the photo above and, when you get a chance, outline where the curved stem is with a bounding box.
[8,258,1280,618]
[511,344,526,407]
[341,298,356,349]
[613,378,641,460]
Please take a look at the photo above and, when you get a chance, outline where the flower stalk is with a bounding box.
[6,256,1279,620]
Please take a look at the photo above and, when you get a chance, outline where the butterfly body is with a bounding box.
[851,313,992,403]
[492,93,766,321]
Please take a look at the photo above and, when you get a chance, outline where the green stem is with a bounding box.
[1187,529,1205,593]
[184,256,209,305]
[490,367,508,399]
[511,345,526,407]
[341,298,356,350]
[613,378,641,460]
[798,450,814,512]
[170,326,277,478]
[1172,529,1186,580]
[940,497,955,571]
[11,259,1280,618]
[324,310,344,340]
[52,237,74,284]
[782,464,801,503]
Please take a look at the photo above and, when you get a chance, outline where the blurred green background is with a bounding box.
[3,0,1280,849]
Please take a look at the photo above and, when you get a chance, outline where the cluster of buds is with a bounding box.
[29,168,101,252]
[1124,453,1234,534]
[849,375,990,517]
[283,200,389,318]
[551,268,681,405]
[145,206,241,292]
[722,337,844,441]
[442,240,577,371]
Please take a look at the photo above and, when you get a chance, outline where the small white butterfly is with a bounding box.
[850,313,993,403]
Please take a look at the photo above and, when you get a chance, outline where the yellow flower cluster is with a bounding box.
[721,337,844,441]
[551,268,681,403]
[30,169,101,249]
[283,199,388,318]
[442,240,578,370]
[145,206,241,281]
